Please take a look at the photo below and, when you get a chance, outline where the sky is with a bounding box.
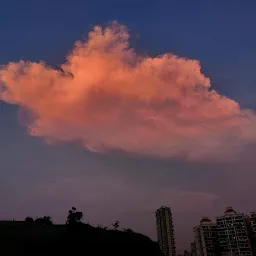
[1,0,256,250]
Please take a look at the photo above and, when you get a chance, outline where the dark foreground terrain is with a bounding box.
[0,221,163,256]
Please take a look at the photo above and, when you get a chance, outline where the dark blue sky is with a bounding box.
[1,0,256,250]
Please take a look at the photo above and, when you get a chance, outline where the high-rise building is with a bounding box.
[193,217,219,256]
[156,206,176,256]
[248,212,256,255]
[216,207,252,256]
[249,212,256,234]
[191,242,197,256]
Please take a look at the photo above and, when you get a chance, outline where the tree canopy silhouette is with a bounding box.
[34,216,53,225]
[66,207,83,225]
[112,221,120,230]
[24,217,34,224]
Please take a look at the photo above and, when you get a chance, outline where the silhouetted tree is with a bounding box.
[24,217,34,224]
[35,216,53,225]
[66,207,83,225]
[112,221,120,230]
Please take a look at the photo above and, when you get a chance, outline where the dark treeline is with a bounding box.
[0,207,163,256]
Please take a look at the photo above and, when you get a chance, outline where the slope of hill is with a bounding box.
[0,221,163,256]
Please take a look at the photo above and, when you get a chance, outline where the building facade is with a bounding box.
[193,217,219,256]
[249,212,256,235]
[191,242,197,256]
[156,206,176,256]
[216,207,252,256]
[248,212,256,255]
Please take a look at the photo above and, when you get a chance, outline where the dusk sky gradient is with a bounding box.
[1,0,256,250]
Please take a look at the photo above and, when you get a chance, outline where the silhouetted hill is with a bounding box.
[0,221,164,256]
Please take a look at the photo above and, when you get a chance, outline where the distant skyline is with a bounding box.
[1,0,256,250]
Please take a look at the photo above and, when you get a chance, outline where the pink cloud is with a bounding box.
[1,21,256,162]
